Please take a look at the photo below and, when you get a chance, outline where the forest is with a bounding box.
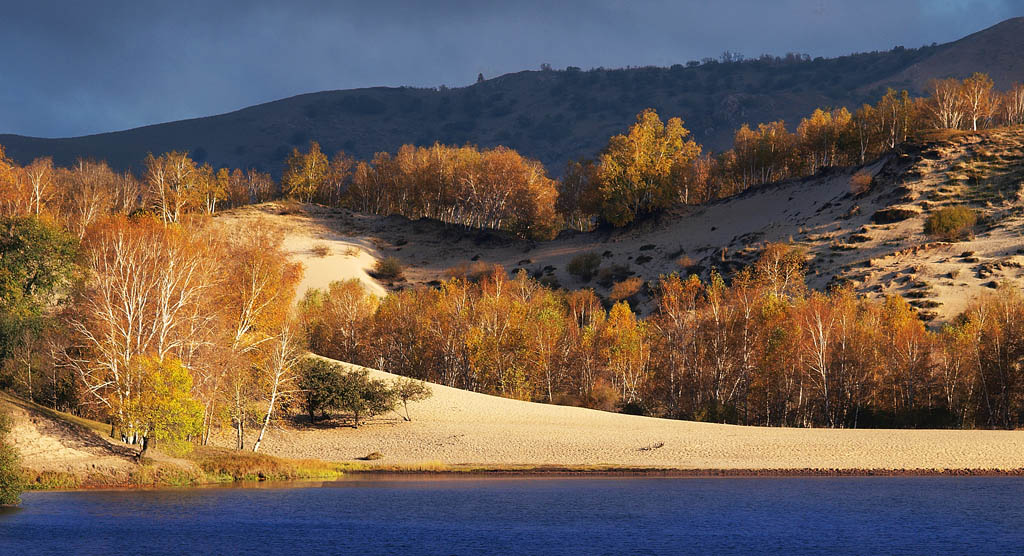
[0,71,1023,467]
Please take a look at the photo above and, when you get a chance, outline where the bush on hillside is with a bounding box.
[446,261,503,283]
[372,257,405,280]
[609,277,644,302]
[924,206,978,241]
[311,243,331,257]
[566,252,602,282]
[850,171,873,195]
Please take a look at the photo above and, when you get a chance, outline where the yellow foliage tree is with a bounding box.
[134,356,203,456]
[282,141,329,203]
[596,109,701,226]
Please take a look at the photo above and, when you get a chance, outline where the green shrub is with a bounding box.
[337,369,396,428]
[298,360,397,428]
[0,409,24,506]
[372,257,405,280]
[298,358,346,423]
[392,377,433,421]
[566,252,602,282]
[924,206,978,240]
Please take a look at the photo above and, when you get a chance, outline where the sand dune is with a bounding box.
[247,358,1024,472]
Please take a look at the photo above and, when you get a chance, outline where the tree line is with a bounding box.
[282,142,560,240]
[0,159,437,458]
[558,74,1024,228]
[299,247,1024,429]
[2,72,1019,239]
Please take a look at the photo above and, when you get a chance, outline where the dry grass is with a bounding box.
[371,257,406,281]
[850,171,873,195]
[675,254,696,269]
[311,243,331,257]
[188,447,347,482]
[446,261,504,282]
[609,277,644,301]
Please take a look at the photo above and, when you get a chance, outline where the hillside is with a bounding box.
[3,18,1024,176]
[0,391,141,486]
[218,125,1024,324]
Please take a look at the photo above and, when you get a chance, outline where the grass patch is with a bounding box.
[21,471,80,491]
[924,206,978,241]
[188,447,347,482]
[131,463,205,487]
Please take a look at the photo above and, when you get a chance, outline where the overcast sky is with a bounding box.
[1,0,1019,138]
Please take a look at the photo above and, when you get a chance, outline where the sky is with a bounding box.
[0,0,1020,138]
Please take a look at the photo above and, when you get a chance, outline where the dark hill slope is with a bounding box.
[2,18,1023,176]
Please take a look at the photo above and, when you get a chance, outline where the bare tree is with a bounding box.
[252,327,301,452]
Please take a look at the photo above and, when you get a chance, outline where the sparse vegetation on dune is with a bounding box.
[371,256,405,280]
[925,206,978,240]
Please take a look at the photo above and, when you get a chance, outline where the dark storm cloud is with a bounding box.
[0,0,1018,137]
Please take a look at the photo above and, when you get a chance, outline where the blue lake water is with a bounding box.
[1,476,1021,555]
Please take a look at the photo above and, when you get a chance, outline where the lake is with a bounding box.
[1,476,1021,555]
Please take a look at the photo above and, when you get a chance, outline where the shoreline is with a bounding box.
[340,466,1024,478]
[25,464,1024,493]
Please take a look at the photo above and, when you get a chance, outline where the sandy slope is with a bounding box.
[0,393,137,481]
[245,359,1024,472]
[216,205,387,298]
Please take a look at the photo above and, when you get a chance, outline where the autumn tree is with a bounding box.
[67,216,215,441]
[144,152,203,224]
[299,279,378,364]
[961,73,996,131]
[557,159,600,231]
[23,158,55,217]
[1003,83,1024,126]
[594,109,702,226]
[602,301,651,409]
[252,327,301,452]
[796,108,853,173]
[213,220,302,449]
[927,78,966,129]
[282,141,329,203]
[134,355,203,456]
[57,160,117,238]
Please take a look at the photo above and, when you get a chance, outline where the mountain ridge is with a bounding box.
[2,17,1022,176]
